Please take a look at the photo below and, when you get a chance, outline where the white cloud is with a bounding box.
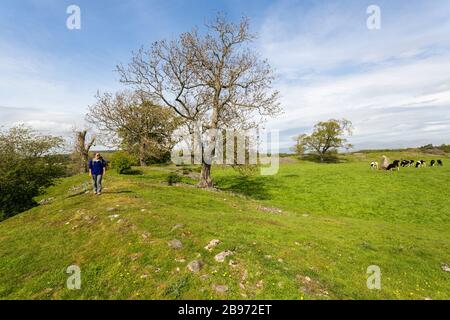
[259,1,450,150]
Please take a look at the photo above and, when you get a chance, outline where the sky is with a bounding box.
[1,0,450,151]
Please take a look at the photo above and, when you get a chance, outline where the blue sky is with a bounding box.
[1,0,450,151]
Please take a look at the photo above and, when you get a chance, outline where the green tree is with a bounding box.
[0,126,65,220]
[295,119,353,162]
[109,151,138,174]
[87,91,180,166]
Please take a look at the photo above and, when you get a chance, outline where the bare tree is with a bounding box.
[86,91,180,166]
[74,129,96,173]
[117,14,280,187]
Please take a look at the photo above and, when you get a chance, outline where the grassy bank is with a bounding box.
[0,152,449,299]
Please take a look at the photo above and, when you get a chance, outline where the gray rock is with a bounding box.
[258,206,282,214]
[38,197,54,205]
[205,239,220,251]
[214,250,233,262]
[168,239,183,249]
[213,284,229,293]
[187,260,203,273]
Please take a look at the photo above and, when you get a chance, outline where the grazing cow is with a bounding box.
[410,160,415,166]
[416,160,426,168]
[430,160,436,167]
[370,161,379,170]
[370,161,378,170]
[401,160,410,167]
[437,160,443,166]
[386,160,400,171]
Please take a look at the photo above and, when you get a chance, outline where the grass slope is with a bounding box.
[0,152,449,299]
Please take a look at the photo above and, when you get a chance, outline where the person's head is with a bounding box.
[95,153,101,159]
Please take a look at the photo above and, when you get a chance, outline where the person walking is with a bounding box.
[89,153,107,195]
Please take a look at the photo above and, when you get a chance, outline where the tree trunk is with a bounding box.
[198,162,213,188]
[139,140,146,166]
[81,152,89,173]
[75,131,93,174]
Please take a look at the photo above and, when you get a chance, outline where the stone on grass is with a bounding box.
[204,239,220,251]
[258,206,283,214]
[441,263,450,272]
[187,260,203,273]
[38,197,54,205]
[168,239,183,249]
[213,284,229,293]
[214,250,233,262]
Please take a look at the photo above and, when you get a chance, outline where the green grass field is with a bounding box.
[0,151,449,300]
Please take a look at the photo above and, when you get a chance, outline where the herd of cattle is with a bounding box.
[370,156,444,171]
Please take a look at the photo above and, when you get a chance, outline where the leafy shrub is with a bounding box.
[0,126,65,220]
[109,151,137,174]
[167,172,182,185]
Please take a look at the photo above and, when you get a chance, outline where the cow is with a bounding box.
[416,160,426,168]
[437,160,443,166]
[401,160,410,167]
[430,160,436,167]
[386,160,400,171]
[370,161,379,170]
[409,160,415,166]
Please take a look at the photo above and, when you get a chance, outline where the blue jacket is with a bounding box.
[89,159,106,175]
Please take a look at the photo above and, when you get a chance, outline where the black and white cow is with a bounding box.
[430,160,436,167]
[386,160,400,171]
[370,161,379,170]
[401,160,410,167]
[416,160,426,168]
[437,160,443,166]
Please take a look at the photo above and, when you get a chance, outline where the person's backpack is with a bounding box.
[100,157,108,169]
